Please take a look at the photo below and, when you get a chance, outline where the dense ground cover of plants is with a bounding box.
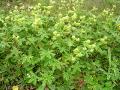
[0,0,120,90]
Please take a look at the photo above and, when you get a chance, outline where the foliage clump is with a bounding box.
[0,0,120,90]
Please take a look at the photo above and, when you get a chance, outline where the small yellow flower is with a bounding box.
[103,9,109,15]
[76,38,80,41]
[53,31,58,35]
[104,36,108,40]
[92,7,98,11]
[5,16,10,20]
[58,13,62,18]
[50,0,56,4]
[100,37,107,44]
[117,24,120,30]
[47,6,53,10]
[12,86,18,90]
[91,43,96,48]
[90,49,94,52]
[71,56,76,62]
[68,10,74,15]
[32,15,41,29]
[14,6,18,9]
[113,5,116,9]
[83,47,87,50]
[80,16,85,20]
[71,13,77,20]
[100,38,105,42]
[85,40,90,44]
[61,16,69,22]
[27,74,31,78]
[56,34,60,37]
[74,22,80,27]
[93,19,96,22]
[38,3,41,6]
[76,52,83,57]
[20,6,25,9]
[72,35,76,40]
[64,24,71,31]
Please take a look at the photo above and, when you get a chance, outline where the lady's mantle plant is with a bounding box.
[0,0,120,90]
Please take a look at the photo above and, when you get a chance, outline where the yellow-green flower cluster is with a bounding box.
[83,40,96,53]
[73,22,81,27]
[52,31,61,40]
[73,47,83,58]
[32,15,41,29]
[116,24,120,30]
[60,16,69,23]
[12,34,19,43]
[71,13,77,20]
[71,35,80,42]
[100,36,108,44]
[63,24,72,31]
[50,0,56,5]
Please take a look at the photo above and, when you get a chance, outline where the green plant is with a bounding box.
[0,0,120,90]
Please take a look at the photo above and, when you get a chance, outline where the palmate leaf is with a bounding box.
[26,72,39,85]
[85,75,94,84]
[49,59,62,71]
[40,49,54,60]
[39,71,55,87]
